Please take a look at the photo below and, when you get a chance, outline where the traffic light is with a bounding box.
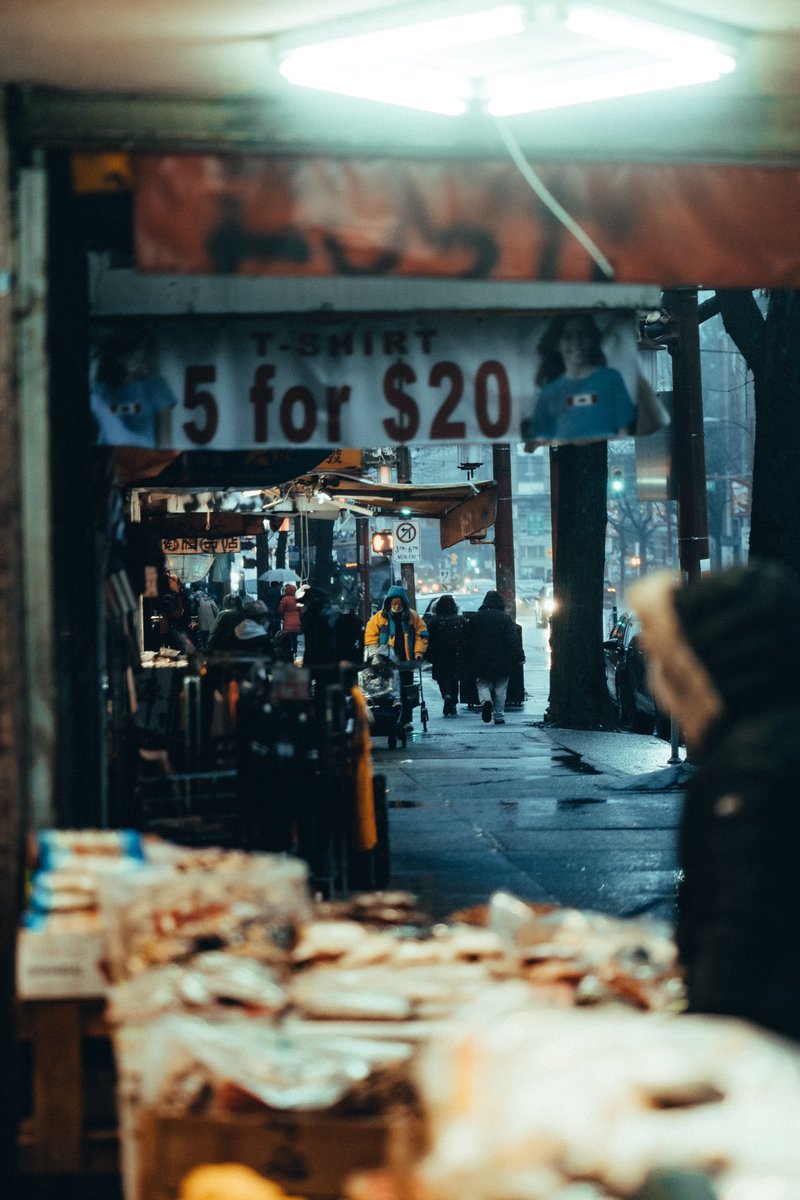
[609,465,626,494]
[371,530,393,555]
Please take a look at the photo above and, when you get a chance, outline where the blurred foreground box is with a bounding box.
[134,1108,426,1200]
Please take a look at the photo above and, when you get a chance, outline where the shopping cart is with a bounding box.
[398,658,429,733]
[358,647,406,750]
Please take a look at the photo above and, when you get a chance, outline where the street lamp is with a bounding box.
[457,442,484,480]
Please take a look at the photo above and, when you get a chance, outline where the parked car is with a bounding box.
[603,610,670,737]
[424,592,480,617]
[533,584,556,628]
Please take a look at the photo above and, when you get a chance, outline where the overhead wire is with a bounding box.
[493,116,615,280]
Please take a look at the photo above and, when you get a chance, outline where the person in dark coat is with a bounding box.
[263,580,284,637]
[299,586,339,669]
[465,590,524,725]
[334,609,364,665]
[206,593,243,653]
[630,561,800,1042]
[425,594,467,717]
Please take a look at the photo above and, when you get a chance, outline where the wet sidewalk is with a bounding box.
[372,679,686,923]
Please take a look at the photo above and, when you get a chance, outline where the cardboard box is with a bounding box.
[135,1108,424,1200]
[16,927,107,999]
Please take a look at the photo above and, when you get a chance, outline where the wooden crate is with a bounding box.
[16,997,119,1175]
[135,1108,425,1200]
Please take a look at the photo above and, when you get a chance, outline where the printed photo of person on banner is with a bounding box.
[90,324,179,448]
[521,312,637,448]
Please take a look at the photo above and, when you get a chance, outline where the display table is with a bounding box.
[16,997,118,1175]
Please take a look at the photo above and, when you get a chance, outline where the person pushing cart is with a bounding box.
[364,585,428,731]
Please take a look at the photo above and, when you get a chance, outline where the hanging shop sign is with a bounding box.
[161,536,241,554]
[90,311,641,452]
[131,153,800,289]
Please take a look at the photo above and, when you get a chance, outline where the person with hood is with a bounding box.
[425,594,467,717]
[277,582,302,658]
[231,600,272,656]
[364,585,428,728]
[465,590,524,725]
[629,560,800,1042]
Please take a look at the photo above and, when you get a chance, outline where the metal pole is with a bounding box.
[548,446,559,585]
[492,443,516,621]
[394,446,416,610]
[663,287,709,585]
[356,517,371,626]
[663,288,709,768]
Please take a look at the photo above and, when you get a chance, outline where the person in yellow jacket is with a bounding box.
[364,585,428,729]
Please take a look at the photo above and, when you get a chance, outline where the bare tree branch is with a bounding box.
[697,295,721,323]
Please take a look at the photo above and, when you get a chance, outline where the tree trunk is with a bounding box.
[753,292,800,570]
[546,442,615,729]
[716,289,800,573]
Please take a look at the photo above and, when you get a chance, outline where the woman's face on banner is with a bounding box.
[558,318,595,376]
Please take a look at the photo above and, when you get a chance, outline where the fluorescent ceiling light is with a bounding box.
[280,60,471,115]
[281,5,525,68]
[277,1,737,117]
[566,4,735,68]
[487,56,732,116]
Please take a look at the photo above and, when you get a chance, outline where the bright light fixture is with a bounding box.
[281,5,524,69]
[280,60,471,116]
[487,56,733,116]
[277,2,737,117]
[566,4,735,69]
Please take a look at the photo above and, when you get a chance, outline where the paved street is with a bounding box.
[374,614,686,923]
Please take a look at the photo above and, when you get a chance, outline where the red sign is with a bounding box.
[134,154,800,288]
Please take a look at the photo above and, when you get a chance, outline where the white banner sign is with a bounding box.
[392,519,421,563]
[91,311,640,451]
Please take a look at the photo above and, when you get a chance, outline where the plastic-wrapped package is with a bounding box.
[139,1014,413,1113]
[98,854,312,983]
[414,982,800,1199]
[106,952,290,1024]
[36,828,145,870]
[28,828,148,915]
[488,890,684,1012]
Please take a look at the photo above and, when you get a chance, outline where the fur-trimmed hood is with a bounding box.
[630,561,800,749]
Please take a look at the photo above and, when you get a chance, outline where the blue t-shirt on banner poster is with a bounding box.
[91,377,178,448]
[524,366,636,443]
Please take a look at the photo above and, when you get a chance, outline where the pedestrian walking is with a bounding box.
[263,580,284,638]
[195,590,219,650]
[364,585,428,728]
[465,590,525,725]
[276,582,302,659]
[630,560,800,1042]
[425,594,467,717]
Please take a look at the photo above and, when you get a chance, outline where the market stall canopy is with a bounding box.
[131,476,497,548]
